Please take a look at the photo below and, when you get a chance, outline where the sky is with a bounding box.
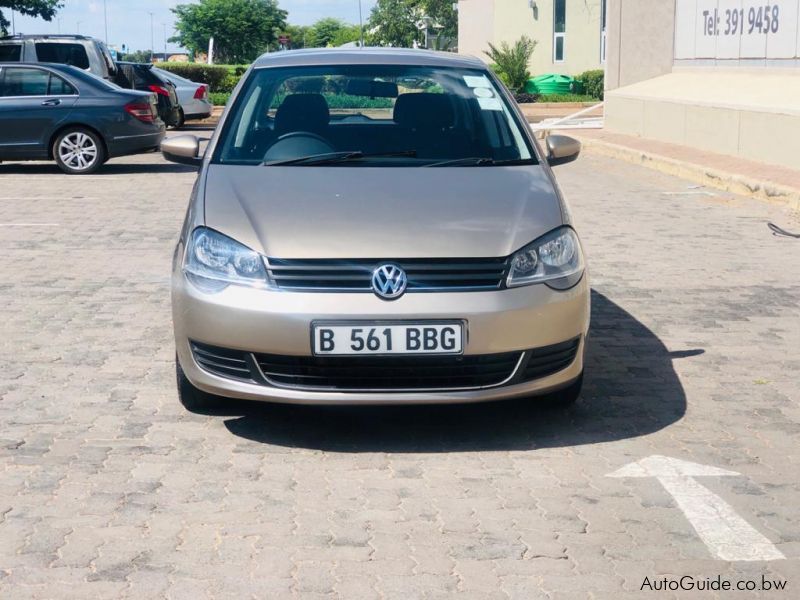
[7,0,379,52]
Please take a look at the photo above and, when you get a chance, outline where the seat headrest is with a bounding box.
[393,93,455,130]
[274,93,330,136]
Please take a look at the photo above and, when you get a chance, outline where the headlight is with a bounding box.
[184,227,268,290]
[507,227,585,290]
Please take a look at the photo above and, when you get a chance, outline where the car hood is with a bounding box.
[203,165,564,259]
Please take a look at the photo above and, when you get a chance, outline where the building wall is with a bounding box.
[605,0,800,170]
[458,0,496,64]
[458,0,605,76]
[605,0,676,90]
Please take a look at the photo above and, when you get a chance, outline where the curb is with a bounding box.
[572,135,800,211]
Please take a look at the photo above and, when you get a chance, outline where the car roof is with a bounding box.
[0,34,96,42]
[253,47,486,70]
[0,61,73,71]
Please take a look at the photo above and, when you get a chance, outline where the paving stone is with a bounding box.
[0,149,798,598]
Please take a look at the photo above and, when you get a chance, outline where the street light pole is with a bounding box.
[10,10,15,35]
[358,0,364,47]
[77,21,83,35]
[148,12,155,62]
[163,23,168,61]
[103,0,108,44]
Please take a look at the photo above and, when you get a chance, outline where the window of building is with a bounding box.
[554,0,566,62]
[601,0,607,63]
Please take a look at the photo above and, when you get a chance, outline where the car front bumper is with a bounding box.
[172,271,590,405]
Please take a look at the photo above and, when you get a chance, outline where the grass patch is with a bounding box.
[538,93,598,103]
[209,92,230,106]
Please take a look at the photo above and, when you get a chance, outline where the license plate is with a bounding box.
[312,322,464,356]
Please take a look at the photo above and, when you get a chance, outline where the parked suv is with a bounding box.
[0,34,117,80]
[162,48,589,411]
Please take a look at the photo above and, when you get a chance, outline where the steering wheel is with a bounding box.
[263,131,335,162]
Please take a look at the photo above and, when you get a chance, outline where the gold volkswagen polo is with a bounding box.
[162,48,589,411]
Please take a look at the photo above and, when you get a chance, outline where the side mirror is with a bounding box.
[161,135,202,167]
[546,135,581,167]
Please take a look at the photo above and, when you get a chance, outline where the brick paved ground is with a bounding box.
[1,144,799,599]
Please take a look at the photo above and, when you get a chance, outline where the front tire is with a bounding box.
[53,128,105,174]
[176,356,220,412]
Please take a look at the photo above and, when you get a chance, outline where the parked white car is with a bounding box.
[152,67,212,127]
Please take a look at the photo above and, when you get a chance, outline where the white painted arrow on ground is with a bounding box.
[607,455,784,562]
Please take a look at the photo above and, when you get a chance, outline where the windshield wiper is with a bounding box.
[424,157,537,168]
[423,157,495,168]
[264,150,417,166]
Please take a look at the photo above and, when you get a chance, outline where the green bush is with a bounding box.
[484,36,538,93]
[209,92,231,106]
[217,73,243,94]
[575,69,604,99]
[154,63,230,91]
[538,93,597,103]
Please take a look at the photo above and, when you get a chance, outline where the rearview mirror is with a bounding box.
[161,135,202,167]
[546,135,581,167]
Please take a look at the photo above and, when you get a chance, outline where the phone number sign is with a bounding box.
[675,0,800,60]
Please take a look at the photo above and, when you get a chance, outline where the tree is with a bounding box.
[419,0,457,40]
[308,18,346,47]
[120,50,152,63]
[367,0,457,49]
[367,0,420,47]
[171,0,287,64]
[484,36,537,92]
[279,24,312,49]
[0,0,61,35]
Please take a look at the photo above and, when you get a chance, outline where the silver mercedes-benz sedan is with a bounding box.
[161,48,589,411]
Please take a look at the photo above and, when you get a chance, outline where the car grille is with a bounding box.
[254,352,524,391]
[521,337,581,382]
[266,257,510,292]
[191,342,252,381]
[190,337,580,393]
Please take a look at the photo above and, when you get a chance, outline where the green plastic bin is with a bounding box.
[525,74,582,95]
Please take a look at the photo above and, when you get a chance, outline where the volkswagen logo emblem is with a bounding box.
[371,264,408,300]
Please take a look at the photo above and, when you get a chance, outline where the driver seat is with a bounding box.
[274,93,330,137]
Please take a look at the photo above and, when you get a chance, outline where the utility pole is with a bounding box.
[10,10,15,35]
[103,0,109,43]
[163,23,168,61]
[148,12,155,62]
[358,0,364,47]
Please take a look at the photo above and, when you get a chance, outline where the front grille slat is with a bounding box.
[254,352,521,391]
[521,338,580,381]
[191,342,253,381]
[191,337,580,392]
[267,257,509,292]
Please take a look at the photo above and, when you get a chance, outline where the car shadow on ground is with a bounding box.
[216,291,691,452]
[0,161,197,175]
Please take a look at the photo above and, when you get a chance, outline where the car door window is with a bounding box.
[34,43,90,69]
[48,74,76,96]
[0,68,50,97]
[0,44,22,61]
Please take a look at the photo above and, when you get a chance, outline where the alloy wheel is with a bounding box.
[58,132,99,172]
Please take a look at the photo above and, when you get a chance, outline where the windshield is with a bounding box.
[214,64,536,167]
